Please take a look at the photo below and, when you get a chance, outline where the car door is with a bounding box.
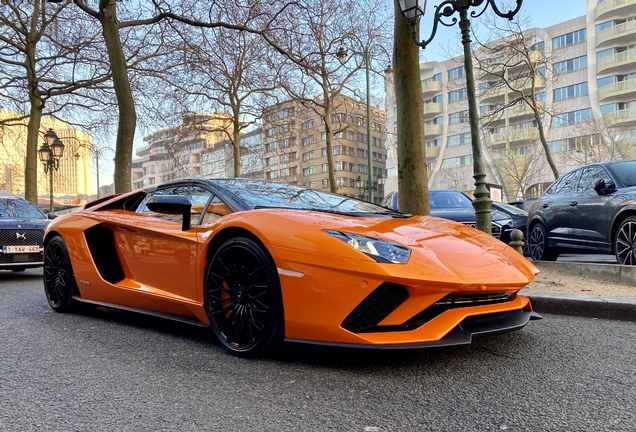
[113,185,213,303]
[567,165,612,250]
[541,170,579,244]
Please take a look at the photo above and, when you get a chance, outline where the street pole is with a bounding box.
[459,6,492,234]
[365,47,373,203]
[49,164,54,214]
[95,151,101,199]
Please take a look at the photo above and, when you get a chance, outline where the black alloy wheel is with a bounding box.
[43,236,79,312]
[615,216,636,266]
[528,223,558,261]
[205,237,283,357]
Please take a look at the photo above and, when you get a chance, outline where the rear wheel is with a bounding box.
[43,236,79,312]
[615,216,636,265]
[205,237,283,358]
[528,223,558,261]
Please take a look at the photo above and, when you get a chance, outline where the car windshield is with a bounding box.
[429,191,473,209]
[610,161,636,187]
[493,202,528,216]
[214,179,398,215]
[0,198,45,219]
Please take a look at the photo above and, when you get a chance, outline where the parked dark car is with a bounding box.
[527,160,636,265]
[381,190,518,244]
[0,198,50,272]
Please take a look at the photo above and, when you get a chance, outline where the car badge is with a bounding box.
[16,232,27,241]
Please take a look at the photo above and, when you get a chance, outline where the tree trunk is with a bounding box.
[24,31,42,206]
[323,97,337,193]
[393,2,428,215]
[99,0,135,193]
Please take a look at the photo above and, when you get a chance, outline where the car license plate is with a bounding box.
[2,245,40,253]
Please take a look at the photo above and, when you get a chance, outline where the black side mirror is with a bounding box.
[146,195,192,231]
[47,213,58,220]
[592,178,617,195]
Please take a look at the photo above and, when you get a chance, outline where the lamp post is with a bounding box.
[337,39,391,204]
[37,129,65,213]
[355,173,386,202]
[397,0,523,234]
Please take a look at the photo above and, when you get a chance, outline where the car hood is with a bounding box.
[0,218,50,229]
[219,209,538,287]
[430,208,512,224]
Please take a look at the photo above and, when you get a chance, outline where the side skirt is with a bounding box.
[71,296,209,327]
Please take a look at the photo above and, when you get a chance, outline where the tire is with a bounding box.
[528,223,558,261]
[205,237,284,358]
[615,216,636,266]
[43,236,79,312]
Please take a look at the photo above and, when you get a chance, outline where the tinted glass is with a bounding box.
[0,199,46,219]
[214,179,391,214]
[553,171,578,194]
[577,166,609,192]
[610,161,636,187]
[138,186,213,224]
[429,191,473,209]
[493,202,528,216]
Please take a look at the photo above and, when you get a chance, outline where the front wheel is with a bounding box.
[43,236,79,312]
[615,216,636,265]
[528,223,558,261]
[205,237,284,358]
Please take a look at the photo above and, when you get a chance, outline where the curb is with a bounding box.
[523,291,636,322]
[533,261,636,285]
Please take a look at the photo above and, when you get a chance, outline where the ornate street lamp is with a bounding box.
[338,38,392,204]
[38,129,65,213]
[74,145,115,199]
[355,173,386,202]
[397,0,523,234]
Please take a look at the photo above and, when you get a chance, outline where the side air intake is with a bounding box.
[84,225,125,284]
[341,284,409,333]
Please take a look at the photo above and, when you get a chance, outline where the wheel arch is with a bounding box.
[43,230,62,250]
[204,226,274,266]
[610,207,636,254]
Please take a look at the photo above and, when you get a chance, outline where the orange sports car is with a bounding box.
[43,178,541,357]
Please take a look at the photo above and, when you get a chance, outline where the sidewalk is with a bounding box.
[520,257,636,322]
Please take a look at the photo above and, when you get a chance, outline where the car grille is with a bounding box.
[341,283,409,333]
[0,229,45,247]
[462,223,501,239]
[0,253,43,265]
[401,292,517,329]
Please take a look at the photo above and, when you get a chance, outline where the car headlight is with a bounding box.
[324,230,411,264]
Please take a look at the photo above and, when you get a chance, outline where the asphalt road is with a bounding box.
[2,270,635,432]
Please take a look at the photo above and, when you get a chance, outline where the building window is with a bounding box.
[553,82,589,101]
[552,109,592,127]
[266,142,278,152]
[554,55,587,74]
[301,119,315,130]
[552,29,586,49]
[302,150,315,161]
[322,163,328,173]
[448,66,466,80]
[449,88,468,102]
[302,135,314,146]
[448,133,471,146]
[449,110,469,124]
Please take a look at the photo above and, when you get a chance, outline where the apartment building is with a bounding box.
[131,113,232,189]
[200,129,264,179]
[0,110,93,197]
[262,96,387,203]
[384,0,636,201]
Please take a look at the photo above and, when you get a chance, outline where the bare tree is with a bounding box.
[0,0,110,204]
[473,15,560,181]
[491,145,547,200]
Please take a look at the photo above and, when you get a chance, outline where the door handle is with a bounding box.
[569,201,578,206]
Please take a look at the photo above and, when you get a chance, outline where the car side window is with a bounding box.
[577,166,610,192]
[200,196,232,224]
[137,185,213,225]
[552,171,578,194]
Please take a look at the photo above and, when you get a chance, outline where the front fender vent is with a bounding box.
[341,283,409,333]
[84,225,125,284]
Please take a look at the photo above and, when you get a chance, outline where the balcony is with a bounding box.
[424,124,443,137]
[506,102,543,120]
[597,49,636,75]
[483,128,540,147]
[480,50,545,76]
[595,0,636,21]
[423,102,443,118]
[598,78,636,102]
[604,108,636,127]
[596,20,636,48]
[479,77,545,103]
[426,146,441,159]
[422,80,443,97]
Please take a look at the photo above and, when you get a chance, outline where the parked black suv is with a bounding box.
[527,160,636,265]
[0,198,50,272]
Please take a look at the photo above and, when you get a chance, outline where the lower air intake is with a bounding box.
[341,283,409,333]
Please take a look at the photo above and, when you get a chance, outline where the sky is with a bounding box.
[98,0,590,194]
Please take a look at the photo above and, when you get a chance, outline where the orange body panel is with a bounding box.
[45,193,539,347]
